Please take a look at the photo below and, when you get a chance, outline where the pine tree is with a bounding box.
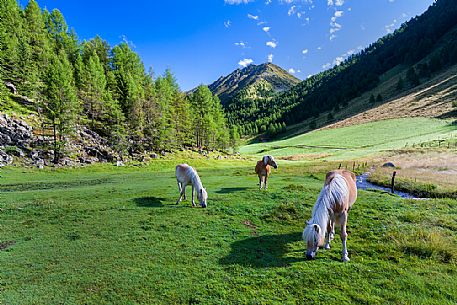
[229,126,240,151]
[42,51,79,163]
[79,51,112,133]
[210,95,229,149]
[111,42,146,148]
[327,112,334,121]
[369,94,375,104]
[23,0,51,98]
[396,77,404,91]
[154,70,177,150]
[0,0,25,86]
[406,67,420,87]
[188,85,214,149]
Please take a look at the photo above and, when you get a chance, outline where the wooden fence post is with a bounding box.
[391,171,397,194]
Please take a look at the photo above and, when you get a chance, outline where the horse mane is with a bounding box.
[188,166,203,192]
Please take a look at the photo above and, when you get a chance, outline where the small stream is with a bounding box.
[356,172,419,199]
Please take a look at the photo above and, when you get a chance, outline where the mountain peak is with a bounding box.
[208,63,300,105]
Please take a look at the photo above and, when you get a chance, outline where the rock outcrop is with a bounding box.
[0,113,118,167]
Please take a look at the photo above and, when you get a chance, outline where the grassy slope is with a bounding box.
[0,162,456,304]
[241,118,457,160]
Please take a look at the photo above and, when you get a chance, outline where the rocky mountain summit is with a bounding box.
[208,63,300,105]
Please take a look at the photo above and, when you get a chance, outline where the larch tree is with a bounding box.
[42,51,79,163]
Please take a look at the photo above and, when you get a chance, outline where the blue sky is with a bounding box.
[21,0,435,90]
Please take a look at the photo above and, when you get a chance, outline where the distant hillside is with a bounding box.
[224,0,457,139]
[208,63,299,105]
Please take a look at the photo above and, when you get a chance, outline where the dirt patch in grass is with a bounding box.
[0,240,16,251]
[242,220,258,236]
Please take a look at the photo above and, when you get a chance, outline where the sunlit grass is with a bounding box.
[0,161,456,304]
[241,118,457,160]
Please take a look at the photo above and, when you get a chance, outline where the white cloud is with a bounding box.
[265,0,272,4]
[121,35,136,48]
[268,53,274,63]
[329,10,344,40]
[263,26,270,33]
[331,47,362,67]
[389,0,395,2]
[239,58,254,67]
[302,48,309,55]
[234,41,247,48]
[322,63,331,69]
[225,0,252,4]
[333,56,344,66]
[224,20,231,28]
[266,41,277,48]
[288,68,296,74]
[385,19,397,33]
[328,0,344,6]
[288,5,297,16]
[248,14,259,20]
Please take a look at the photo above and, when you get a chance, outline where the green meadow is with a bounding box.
[1,161,456,304]
[241,118,457,160]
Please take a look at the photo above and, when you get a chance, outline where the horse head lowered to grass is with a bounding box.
[303,170,357,262]
[255,155,278,190]
[175,164,208,208]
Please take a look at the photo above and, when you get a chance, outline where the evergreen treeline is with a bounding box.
[0,0,235,162]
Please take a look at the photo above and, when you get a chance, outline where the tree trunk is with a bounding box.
[53,120,58,164]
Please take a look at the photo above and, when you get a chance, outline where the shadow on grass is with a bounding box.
[220,232,304,268]
[134,196,165,208]
[216,187,249,194]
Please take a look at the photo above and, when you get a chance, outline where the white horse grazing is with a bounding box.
[175,164,208,208]
[303,170,357,262]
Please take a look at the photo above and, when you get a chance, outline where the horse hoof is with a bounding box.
[325,244,331,250]
[342,256,350,262]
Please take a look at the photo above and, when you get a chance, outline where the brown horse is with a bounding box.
[255,155,278,190]
[302,170,357,262]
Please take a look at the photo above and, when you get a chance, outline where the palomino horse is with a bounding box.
[302,170,357,262]
[255,155,278,190]
[175,164,208,208]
